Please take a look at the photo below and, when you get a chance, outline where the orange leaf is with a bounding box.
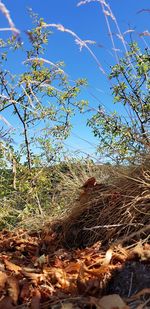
[65,262,81,273]
[4,259,22,274]
[0,271,7,291]
[20,280,31,300]
[8,276,20,305]
[81,177,97,189]
[21,270,46,284]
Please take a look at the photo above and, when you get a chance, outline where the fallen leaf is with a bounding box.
[61,303,74,309]
[78,277,101,295]
[84,264,116,278]
[8,276,20,305]
[49,268,71,289]
[0,271,7,291]
[20,280,31,300]
[98,294,129,309]
[65,262,81,273]
[4,259,22,274]
[21,270,46,285]
[102,249,113,265]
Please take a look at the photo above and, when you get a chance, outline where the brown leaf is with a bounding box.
[98,294,129,309]
[30,288,41,309]
[4,259,22,274]
[21,270,45,285]
[8,276,20,305]
[78,277,101,296]
[61,303,74,309]
[84,264,116,278]
[102,249,113,265]
[0,271,7,291]
[65,262,81,273]
[131,243,150,260]
[0,296,14,309]
[81,177,97,189]
[51,268,70,289]
[20,280,31,300]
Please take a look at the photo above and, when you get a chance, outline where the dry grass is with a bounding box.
[52,158,150,249]
[1,157,149,253]
[0,1,20,35]
[52,160,112,213]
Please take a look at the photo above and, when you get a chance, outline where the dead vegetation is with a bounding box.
[0,229,149,308]
[56,161,150,249]
[0,159,149,308]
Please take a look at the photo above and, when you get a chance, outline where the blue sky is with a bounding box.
[0,0,150,161]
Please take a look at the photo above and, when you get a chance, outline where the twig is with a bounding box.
[128,272,133,297]
[83,223,144,230]
[111,225,150,247]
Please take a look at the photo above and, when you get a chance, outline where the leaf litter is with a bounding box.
[0,228,149,308]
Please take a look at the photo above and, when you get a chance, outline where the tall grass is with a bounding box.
[0,159,112,230]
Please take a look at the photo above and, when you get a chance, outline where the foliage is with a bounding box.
[88,43,150,163]
[0,158,110,230]
[0,14,87,169]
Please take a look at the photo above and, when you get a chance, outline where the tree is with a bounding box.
[88,42,150,164]
[0,14,87,169]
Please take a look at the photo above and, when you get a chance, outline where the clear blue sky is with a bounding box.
[0,0,149,160]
